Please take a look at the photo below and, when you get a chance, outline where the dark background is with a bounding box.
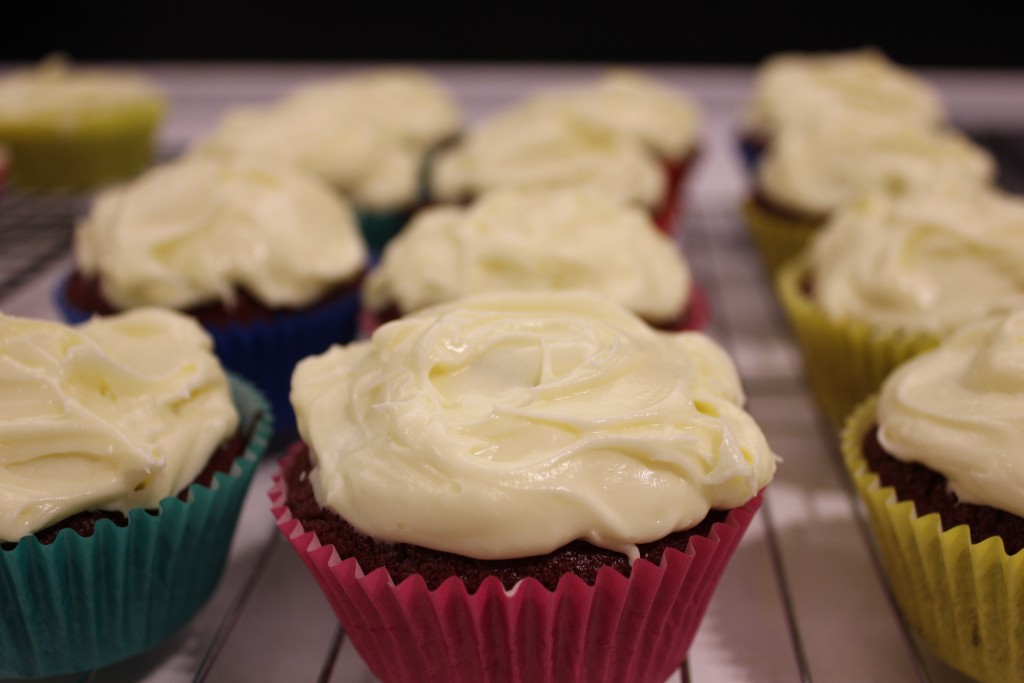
[4,6,1023,67]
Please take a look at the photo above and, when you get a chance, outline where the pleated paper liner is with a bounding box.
[0,375,273,678]
[271,444,763,683]
[775,257,938,429]
[357,208,413,255]
[1,105,163,191]
[842,398,1024,683]
[740,197,823,278]
[54,274,358,443]
[653,152,697,236]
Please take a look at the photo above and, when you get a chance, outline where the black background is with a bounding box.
[3,5,1023,67]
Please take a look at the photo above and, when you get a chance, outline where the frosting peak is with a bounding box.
[0,55,164,125]
[431,105,666,209]
[758,117,995,217]
[363,188,691,323]
[292,292,775,561]
[198,70,460,210]
[0,309,239,543]
[809,185,1024,335]
[878,310,1024,518]
[74,153,367,311]
[744,48,945,137]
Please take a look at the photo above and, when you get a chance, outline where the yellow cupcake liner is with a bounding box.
[740,197,823,278]
[843,399,1024,683]
[0,103,163,191]
[775,257,938,428]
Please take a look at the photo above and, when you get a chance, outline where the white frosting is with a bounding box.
[431,105,666,209]
[0,56,164,126]
[527,70,700,160]
[74,153,366,311]
[292,292,775,561]
[878,310,1024,518]
[758,117,995,217]
[0,309,239,543]
[744,48,944,138]
[810,187,1024,335]
[197,70,460,210]
[363,188,690,323]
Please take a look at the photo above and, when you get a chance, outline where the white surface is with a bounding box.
[3,63,1018,683]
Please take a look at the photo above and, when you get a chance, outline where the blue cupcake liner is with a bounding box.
[54,275,361,442]
[738,136,765,172]
[0,375,273,678]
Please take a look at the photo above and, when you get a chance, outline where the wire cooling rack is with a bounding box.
[1,65,1022,682]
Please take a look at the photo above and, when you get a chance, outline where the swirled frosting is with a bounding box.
[292,291,776,561]
[758,117,995,217]
[0,309,239,543]
[809,186,1024,335]
[74,153,366,311]
[363,188,691,323]
[430,105,666,209]
[878,310,1024,518]
[744,48,944,138]
[526,70,700,160]
[0,55,164,126]
[197,70,460,210]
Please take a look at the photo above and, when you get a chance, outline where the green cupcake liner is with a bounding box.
[741,197,823,278]
[0,375,272,678]
[775,257,938,428]
[0,103,163,191]
[842,398,1024,683]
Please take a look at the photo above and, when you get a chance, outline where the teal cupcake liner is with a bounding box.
[357,208,412,254]
[0,375,272,678]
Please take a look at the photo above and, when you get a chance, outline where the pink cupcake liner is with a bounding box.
[270,445,762,683]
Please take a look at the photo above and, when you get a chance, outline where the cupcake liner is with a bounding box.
[270,445,763,683]
[0,375,272,678]
[54,274,360,441]
[737,134,766,172]
[741,197,823,278]
[1,105,163,191]
[775,257,938,428]
[357,208,413,255]
[653,153,695,236]
[842,399,1024,683]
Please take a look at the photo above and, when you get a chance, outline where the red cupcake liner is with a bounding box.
[653,152,696,236]
[270,445,762,683]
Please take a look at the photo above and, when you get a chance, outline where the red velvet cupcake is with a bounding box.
[361,187,706,335]
[428,71,699,235]
[273,291,776,683]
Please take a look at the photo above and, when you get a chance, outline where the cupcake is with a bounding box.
[428,98,678,233]
[271,291,777,683]
[57,153,368,437]
[740,48,945,169]
[196,69,461,251]
[0,308,272,678]
[362,188,706,331]
[842,310,1024,682]
[744,115,995,275]
[0,55,164,191]
[523,70,701,230]
[776,184,1024,426]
